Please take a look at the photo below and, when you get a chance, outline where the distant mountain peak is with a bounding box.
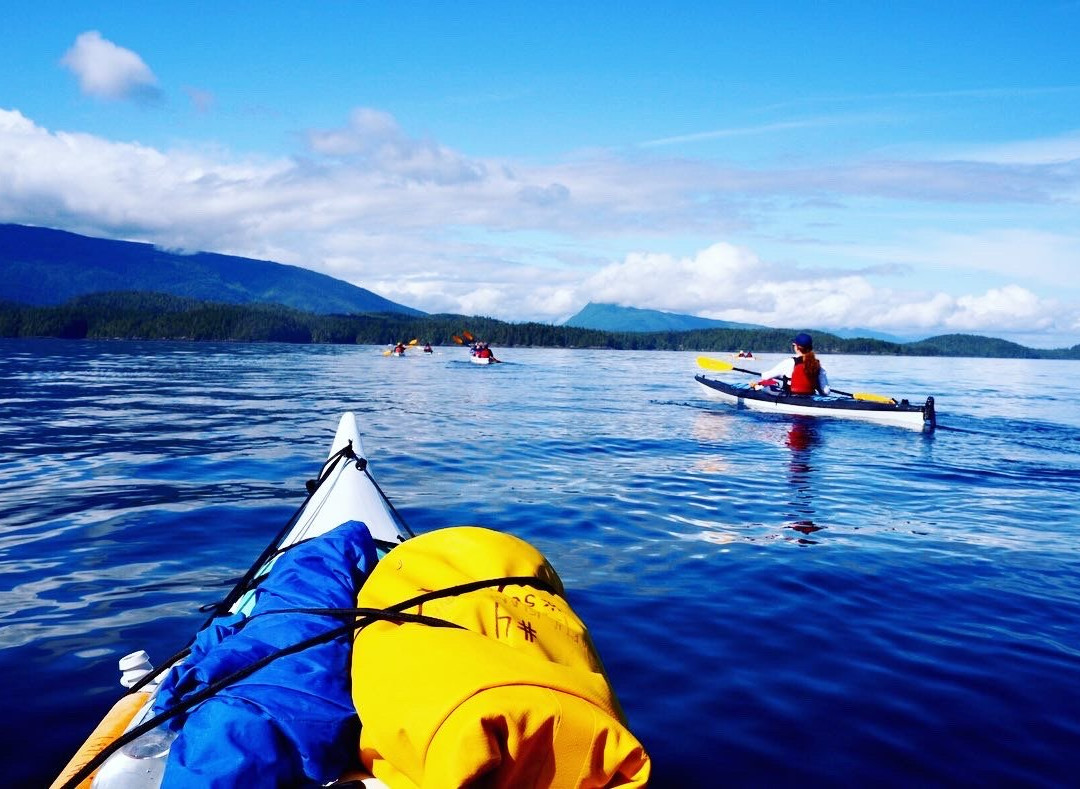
[563,302,764,333]
[0,223,423,316]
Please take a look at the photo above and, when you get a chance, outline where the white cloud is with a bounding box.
[946,285,1053,331]
[581,244,763,314]
[574,243,1074,342]
[60,31,160,101]
[306,108,488,185]
[0,108,35,134]
[307,108,402,156]
[0,108,292,249]
[0,107,1077,347]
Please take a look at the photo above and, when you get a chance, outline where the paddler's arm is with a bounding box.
[752,358,794,387]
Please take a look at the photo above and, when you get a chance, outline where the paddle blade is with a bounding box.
[382,349,392,356]
[408,339,418,345]
[452,335,463,344]
[696,356,735,372]
[462,330,475,341]
[853,392,897,404]
[831,387,897,404]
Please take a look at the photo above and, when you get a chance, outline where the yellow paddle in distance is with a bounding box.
[695,356,896,404]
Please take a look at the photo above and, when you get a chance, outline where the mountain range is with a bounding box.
[563,302,763,333]
[562,302,912,343]
[0,224,422,316]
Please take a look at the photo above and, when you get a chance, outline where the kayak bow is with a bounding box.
[55,413,411,789]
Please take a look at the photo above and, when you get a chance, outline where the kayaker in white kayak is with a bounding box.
[751,332,830,395]
[473,342,500,362]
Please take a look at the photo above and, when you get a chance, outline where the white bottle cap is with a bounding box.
[119,650,151,673]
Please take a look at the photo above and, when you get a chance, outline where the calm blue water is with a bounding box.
[3,339,1079,787]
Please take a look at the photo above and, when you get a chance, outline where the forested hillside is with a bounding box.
[2,292,1078,358]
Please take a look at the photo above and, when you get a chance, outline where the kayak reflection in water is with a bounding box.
[785,419,824,539]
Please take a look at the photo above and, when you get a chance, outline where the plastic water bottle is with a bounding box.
[85,651,175,788]
[91,725,175,788]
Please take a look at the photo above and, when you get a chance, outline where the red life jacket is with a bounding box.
[789,357,817,395]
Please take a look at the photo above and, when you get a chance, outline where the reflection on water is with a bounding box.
[688,410,735,474]
[783,418,822,543]
[685,410,829,545]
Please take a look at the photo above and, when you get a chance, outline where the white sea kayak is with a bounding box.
[696,374,936,430]
[54,412,410,789]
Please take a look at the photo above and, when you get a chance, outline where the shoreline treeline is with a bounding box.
[1,291,1077,359]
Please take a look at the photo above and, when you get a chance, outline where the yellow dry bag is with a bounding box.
[351,526,650,788]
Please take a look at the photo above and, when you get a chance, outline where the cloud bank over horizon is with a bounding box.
[2,27,1078,348]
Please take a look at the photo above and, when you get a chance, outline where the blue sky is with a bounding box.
[2,2,1079,347]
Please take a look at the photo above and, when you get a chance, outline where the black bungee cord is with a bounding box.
[58,575,558,789]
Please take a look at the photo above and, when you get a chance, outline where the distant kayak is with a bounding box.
[695,374,935,430]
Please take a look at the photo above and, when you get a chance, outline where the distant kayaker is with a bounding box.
[393,342,406,354]
[751,332,829,395]
[474,342,499,362]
